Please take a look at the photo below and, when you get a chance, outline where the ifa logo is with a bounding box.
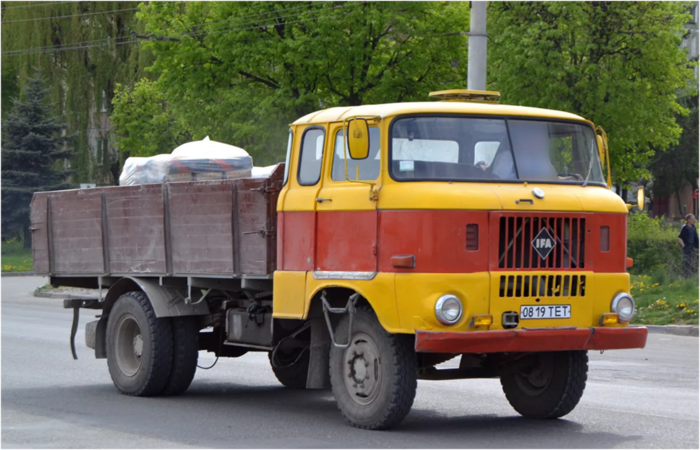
[532,228,556,259]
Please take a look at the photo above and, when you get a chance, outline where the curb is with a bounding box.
[2,272,38,277]
[645,325,699,337]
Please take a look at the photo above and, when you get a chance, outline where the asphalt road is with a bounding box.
[2,276,698,448]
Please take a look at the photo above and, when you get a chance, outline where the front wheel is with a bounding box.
[329,306,417,430]
[500,351,588,419]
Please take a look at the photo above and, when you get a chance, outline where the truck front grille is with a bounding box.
[497,216,586,270]
[499,274,587,298]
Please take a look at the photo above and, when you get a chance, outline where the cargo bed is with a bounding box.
[30,164,283,279]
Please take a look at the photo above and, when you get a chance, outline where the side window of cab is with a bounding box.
[297,128,325,186]
[331,127,381,181]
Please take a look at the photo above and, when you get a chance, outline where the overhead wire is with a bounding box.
[1,1,76,11]
[1,0,182,19]
[2,6,140,23]
[2,3,339,54]
[2,4,465,57]
[2,5,349,56]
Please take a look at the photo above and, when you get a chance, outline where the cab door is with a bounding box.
[314,123,381,273]
[279,125,327,273]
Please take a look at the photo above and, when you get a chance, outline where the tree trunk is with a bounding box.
[23,226,31,250]
[675,189,684,219]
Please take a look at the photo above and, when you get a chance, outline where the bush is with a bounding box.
[627,212,684,275]
[1,236,23,255]
[1,237,33,272]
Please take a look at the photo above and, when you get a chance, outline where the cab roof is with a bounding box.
[292,101,591,126]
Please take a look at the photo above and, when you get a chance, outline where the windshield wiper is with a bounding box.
[582,140,596,187]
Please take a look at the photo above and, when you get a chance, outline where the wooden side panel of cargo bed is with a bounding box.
[30,164,284,278]
[51,190,105,274]
[30,194,50,274]
[169,182,235,275]
[237,178,270,275]
[105,185,166,274]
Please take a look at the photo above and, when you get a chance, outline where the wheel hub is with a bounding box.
[115,314,143,377]
[515,354,554,395]
[343,332,382,405]
[132,334,143,358]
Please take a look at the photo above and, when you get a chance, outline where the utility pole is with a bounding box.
[467,1,487,91]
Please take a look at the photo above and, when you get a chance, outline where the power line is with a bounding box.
[2,6,139,23]
[1,5,465,58]
[0,0,183,25]
[1,1,76,11]
[2,5,347,55]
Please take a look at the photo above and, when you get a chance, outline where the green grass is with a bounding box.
[1,240,33,273]
[631,273,699,325]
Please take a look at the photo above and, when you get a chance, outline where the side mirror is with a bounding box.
[346,118,370,160]
[636,186,645,211]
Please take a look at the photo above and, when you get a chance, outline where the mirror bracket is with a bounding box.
[595,126,612,189]
[341,116,382,197]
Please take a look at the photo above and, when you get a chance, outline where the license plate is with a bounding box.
[520,304,571,319]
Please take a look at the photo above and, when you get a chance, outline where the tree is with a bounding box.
[117,1,469,164]
[488,2,694,185]
[1,1,149,184]
[1,65,20,121]
[2,72,73,248]
[649,93,699,214]
[111,79,193,158]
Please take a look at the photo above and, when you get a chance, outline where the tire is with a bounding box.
[161,316,199,396]
[329,305,417,430]
[501,350,588,419]
[269,345,309,389]
[106,291,174,396]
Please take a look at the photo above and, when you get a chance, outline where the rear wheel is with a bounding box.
[501,351,588,419]
[329,306,417,430]
[162,316,199,396]
[106,291,174,396]
[269,346,309,389]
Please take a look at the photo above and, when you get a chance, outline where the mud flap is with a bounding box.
[306,317,331,389]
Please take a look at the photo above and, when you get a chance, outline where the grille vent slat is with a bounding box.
[466,224,479,251]
[498,215,586,270]
[499,274,586,298]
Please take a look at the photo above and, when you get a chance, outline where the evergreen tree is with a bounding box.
[2,72,73,248]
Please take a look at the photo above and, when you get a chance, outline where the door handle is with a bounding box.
[316,198,332,203]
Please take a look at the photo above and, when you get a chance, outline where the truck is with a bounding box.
[30,90,648,430]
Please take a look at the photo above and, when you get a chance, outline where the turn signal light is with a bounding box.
[471,314,492,327]
[600,313,619,325]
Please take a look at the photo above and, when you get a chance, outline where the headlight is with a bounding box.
[435,294,463,325]
[611,293,635,322]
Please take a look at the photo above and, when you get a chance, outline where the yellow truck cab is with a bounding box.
[274,90,647,428]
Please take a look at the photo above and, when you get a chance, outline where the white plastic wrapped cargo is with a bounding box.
[251,165,279,178]
[171,136,252,181]
[119,137,254,185]
[119,154,174,186]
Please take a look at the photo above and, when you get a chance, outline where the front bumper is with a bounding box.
[415,326,648,354]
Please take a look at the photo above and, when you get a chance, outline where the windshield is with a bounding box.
[390,116,604,185]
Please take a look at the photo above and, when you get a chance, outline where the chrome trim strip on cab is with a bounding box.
[312,271,377,280]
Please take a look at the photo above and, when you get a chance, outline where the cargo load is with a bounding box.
[119,137,253,186]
